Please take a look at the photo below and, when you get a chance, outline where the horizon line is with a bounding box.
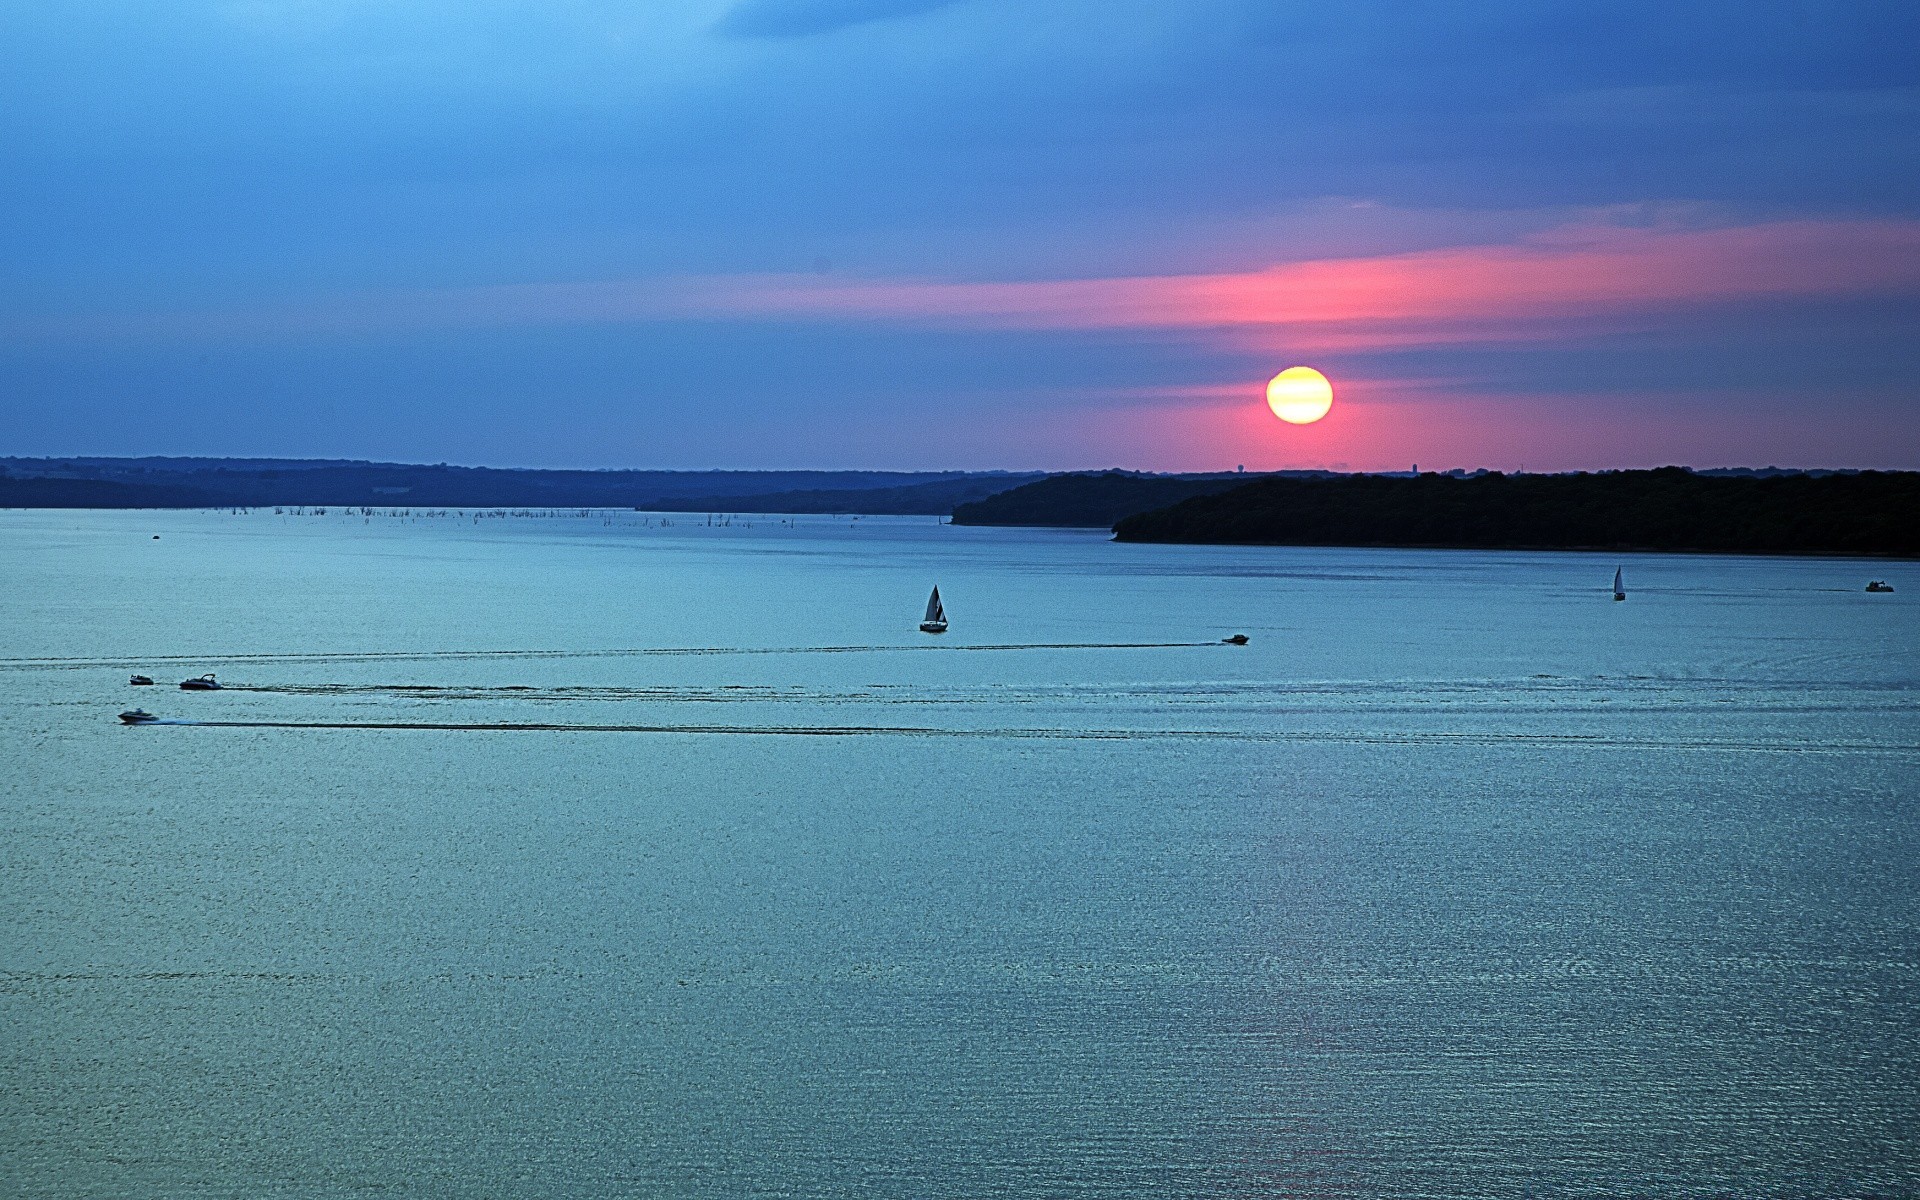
[2,455,1902,477]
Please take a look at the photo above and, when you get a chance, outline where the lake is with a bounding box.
[3,508,1916,1197]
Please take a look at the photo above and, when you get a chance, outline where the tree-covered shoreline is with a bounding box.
[1110,469,1920,558]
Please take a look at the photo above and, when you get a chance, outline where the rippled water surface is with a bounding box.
[4,508,1917,1197]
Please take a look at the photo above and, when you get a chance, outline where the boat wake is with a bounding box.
[132,719,1920,755]
[0,641,1220,671]
[207,675,1919,717]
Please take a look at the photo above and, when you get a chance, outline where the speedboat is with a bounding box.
[179,673,221,690]
[1223,634,1250,645]
[1866,581,1895,593]
[129,674,154,686]
[119,709,157,724]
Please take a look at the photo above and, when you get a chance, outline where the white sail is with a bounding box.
[924,586,945,624]
[1613,567,1624,596]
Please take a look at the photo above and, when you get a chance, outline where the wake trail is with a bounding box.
[0,641,1219,671]
[125,719,1920,756]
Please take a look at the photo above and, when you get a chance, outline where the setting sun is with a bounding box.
[1266,366,1334,424]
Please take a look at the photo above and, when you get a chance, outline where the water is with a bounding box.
[3,508,1917,1197]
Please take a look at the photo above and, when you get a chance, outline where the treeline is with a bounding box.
[0,477,217,508]
[652,474,1044,515]
[950,471,1285,527]
[1111,468,1920,557]
[0,458,1036,511]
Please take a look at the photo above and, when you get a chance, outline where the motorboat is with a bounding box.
[919,586,948,634]
[1223,634,1249,645]
[179,673,221,690]
[1866,580,1894,593]
[118,709,157,724]
[129,674,154,686]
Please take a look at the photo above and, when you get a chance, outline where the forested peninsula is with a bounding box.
[1110,468,1920,557]
[0,458,1038,512]
[949,471,1289,527]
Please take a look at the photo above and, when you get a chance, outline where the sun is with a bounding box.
[1266,366,1334,424]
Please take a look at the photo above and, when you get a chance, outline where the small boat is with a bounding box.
[1223,634,1250,645]
[129,674,154,686]
[118,709,157,724]
[1612,567,1626,602]
[919,586,948,634]
[1866,580,1894,593]
[179,673,221,690]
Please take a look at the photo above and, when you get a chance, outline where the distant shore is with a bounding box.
[1108,468,1920,559]
[0,458,1040,513]
[6,459,1915,559]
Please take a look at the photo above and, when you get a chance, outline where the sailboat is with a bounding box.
[920,586,948,634]
[1612,567,1626,602]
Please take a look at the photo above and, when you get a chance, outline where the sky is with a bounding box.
[3,0,1917,471]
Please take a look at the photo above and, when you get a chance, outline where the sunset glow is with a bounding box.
[3,2,1914,472]
[1266,367,1334,424]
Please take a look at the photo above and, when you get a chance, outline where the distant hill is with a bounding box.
[950,471,1290,527]
[653,474,1044,515]
[1112,468,1920,557]
[0,458,1037,512]
[0,476,217,508]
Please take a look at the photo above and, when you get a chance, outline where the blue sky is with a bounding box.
[3,0,1916,469]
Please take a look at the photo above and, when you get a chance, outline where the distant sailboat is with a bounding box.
[1612,566,1626,602]
[920,586,948,634]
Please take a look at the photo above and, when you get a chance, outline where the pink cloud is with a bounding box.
[13,217,1919,354]
[666,218,1920,348]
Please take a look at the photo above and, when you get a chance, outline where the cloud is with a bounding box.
[715,0,971,38]
[705,217,1918,321]
[396,217,1920,351]
[5,0,1916,301]
[20,217,1919,365]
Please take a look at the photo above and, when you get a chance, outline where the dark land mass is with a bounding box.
[0,476,218,509]
[950,470,1333,527]
[0,458,1037,511]
[649,474,1045,515]
[1112,468,1920,557]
